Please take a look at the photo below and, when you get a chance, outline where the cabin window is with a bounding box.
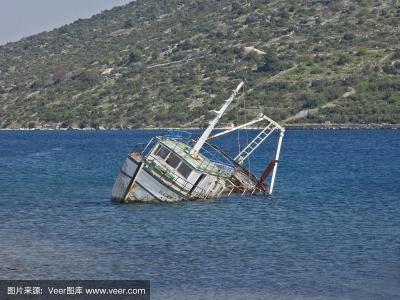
[177,161,193,179]
[155,145,170,159]
[154,145,161,155]
[166,152,181,168]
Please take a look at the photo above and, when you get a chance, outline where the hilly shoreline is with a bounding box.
[1,123,399,131]
[0,0,399,129]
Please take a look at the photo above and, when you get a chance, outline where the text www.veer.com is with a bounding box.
[85,288,146,295]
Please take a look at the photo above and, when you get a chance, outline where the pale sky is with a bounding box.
[0,0,133,45]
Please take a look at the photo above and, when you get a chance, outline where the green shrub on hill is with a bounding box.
[0,0,399,128]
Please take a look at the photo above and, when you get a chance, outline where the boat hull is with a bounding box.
[111,155,187,203]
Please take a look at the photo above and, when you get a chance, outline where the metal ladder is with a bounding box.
[234,123,277,165]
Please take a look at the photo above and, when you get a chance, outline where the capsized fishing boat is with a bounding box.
[111,81,285,202]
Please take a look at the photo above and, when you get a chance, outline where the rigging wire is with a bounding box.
[236,92,241,155]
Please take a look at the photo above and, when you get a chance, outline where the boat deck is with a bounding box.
[160,139,231,178]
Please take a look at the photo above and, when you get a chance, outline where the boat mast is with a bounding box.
[269,130,284,195]
[190,81,244,157]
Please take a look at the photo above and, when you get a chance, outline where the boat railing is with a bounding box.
[154,136,227,177]
[140,135,230,179]
[132,137,158,157]
[163,130,192,144]
[144,155,208,198]
[196,157,231,177]
[131,143,147,153]
[194,141,235,177]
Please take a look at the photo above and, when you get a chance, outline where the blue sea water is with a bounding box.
[0,130,399,300]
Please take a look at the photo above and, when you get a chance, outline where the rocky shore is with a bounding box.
[1,123,399,131]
